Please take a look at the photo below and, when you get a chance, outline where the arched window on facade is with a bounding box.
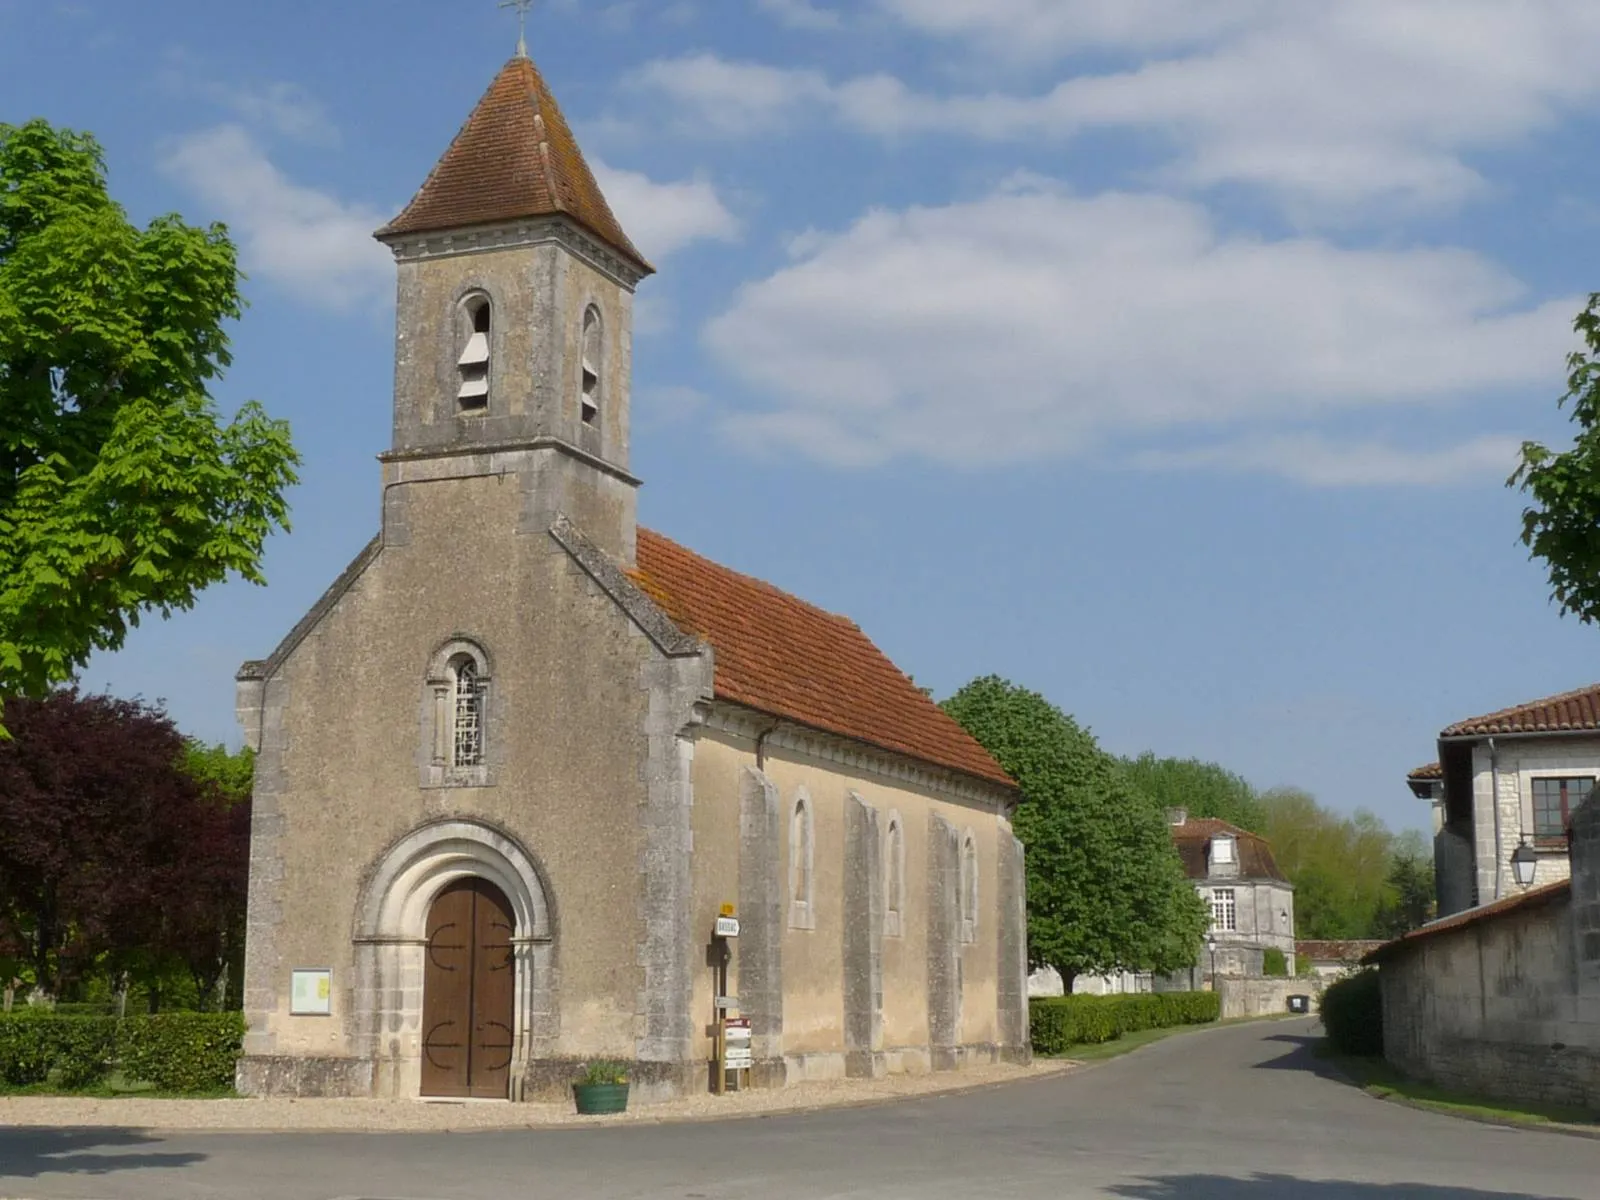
[789,791,815,930]
[580,306,602,426]
[457,294,491,411]
[423,639,493,788]
[959,832,978,944]
[884,815,905,938]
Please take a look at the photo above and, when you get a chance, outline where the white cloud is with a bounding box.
[705,180,1575,470]
[591,160,740,260]
[756,0,842,31]
[628,55,832,137]
[635,4,1600,211]
[877,0,1270,55]
[1134,433,1525,488]
[161,125,392,311]
[209,80,339,145]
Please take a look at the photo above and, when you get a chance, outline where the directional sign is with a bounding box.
[714,915,740,938]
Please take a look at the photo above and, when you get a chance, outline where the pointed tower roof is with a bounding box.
[377,55,652,274]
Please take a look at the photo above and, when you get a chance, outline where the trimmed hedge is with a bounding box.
[1030,991,1220,1056]
[0,1012,245,1092]
[1320,968,1383,1057]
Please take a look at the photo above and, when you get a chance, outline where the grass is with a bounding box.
[1321,1049,1600,1130]
[0,1071,237,1100]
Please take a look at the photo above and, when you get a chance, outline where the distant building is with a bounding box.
[1169,811,1295,982]
[1028,810,1295,997]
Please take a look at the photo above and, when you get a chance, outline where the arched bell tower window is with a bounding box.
[422,638,494,788]
[580,305,602,426]
[457,294,491,412]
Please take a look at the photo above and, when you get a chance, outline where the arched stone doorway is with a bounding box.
[421,878,516,1098]
[352,819,556,1099]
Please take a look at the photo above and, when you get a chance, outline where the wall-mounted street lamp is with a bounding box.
[1511,840,1538,889]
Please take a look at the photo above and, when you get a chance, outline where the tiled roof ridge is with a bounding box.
[1442,681,1600,737]
[376,55,650,272]
[1407,761,1443,779]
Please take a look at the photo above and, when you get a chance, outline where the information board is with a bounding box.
[290,968,332,1016]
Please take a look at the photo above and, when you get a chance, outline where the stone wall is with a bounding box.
[1379,793,1600,1110]
[1216,977,1320,1020]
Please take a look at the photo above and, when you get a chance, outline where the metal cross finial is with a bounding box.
[500,0,534,57]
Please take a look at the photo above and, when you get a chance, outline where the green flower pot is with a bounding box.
[573,1082,630,1114]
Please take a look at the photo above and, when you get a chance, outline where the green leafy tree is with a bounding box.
[944,676,1207,991]
[181,740,254,806]
[1374,834,1435,938]
[1120,753,1266,833]
[0,119,298,702]
[1511,293,1600,621]
[1260,787,1415,939]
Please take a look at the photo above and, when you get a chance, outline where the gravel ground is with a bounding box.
[0,1059,1069,1133]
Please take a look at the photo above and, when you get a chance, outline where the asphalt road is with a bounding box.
[4,1019,1600,1199]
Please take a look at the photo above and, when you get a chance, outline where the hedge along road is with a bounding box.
[5,1019,1600,1200]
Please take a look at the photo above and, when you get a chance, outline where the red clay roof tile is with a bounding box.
[377,55,650,273]
[1441,683,1600,738]
[630,529,1014,789]
[1408,761,1443,780]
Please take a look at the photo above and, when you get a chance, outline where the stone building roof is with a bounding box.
[630,528,1015,789]
[1440,683,1600,738]
[1295,939,1385,964]
[1364,880,1570,964]
[376,54,650,274]
[1168,816,1288,883]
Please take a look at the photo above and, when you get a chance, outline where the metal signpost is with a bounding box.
[711,904,743,1094]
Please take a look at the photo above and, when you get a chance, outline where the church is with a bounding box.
[233,47,1030,1102]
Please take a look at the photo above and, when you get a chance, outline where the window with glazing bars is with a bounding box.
[452,658,485,768]
[1533,777,1592,843]
[1210,888,1236,932]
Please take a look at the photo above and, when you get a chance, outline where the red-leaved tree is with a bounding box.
[0,690,249,1003]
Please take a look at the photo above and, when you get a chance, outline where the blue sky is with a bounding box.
[7,0,1600,835]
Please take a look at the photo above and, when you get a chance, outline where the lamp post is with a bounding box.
[1204,933,1217,990]
[1511,839,1538,889]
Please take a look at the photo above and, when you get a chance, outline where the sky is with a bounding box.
[6,0,1600,836]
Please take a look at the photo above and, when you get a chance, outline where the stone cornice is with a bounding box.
[701,702,1016,815]
[380,216,647,290]
[380,436,642,488]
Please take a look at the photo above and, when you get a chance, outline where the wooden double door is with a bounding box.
[421,878,516,1098]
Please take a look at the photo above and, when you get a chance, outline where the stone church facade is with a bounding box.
[233,51,1030,1103]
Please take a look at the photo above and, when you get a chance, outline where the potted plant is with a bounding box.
[572,1059,630,1114]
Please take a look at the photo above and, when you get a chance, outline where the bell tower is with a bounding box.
[374,50,654,563]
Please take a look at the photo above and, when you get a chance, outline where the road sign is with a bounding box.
[724,1048,753,1068]
[714,995,739,1010]
[714,915,740,938]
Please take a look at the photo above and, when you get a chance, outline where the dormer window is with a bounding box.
[580,306,601,425]
[457,295,491,411]
[1211,835,1235,866]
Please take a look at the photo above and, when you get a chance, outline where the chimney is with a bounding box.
[1167,807,1187,827]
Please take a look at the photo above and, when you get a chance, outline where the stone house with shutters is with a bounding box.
[232,50,1029,1104]
[1421,684,1600,918]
